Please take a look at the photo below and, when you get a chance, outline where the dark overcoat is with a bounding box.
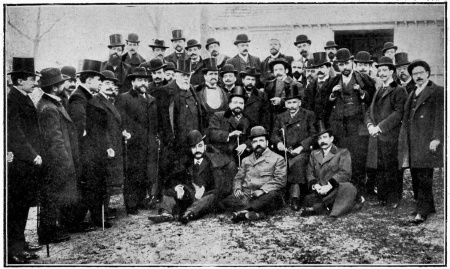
[122,52,146,70]
[186,57,205,87]
[164,51,189,67]
[303,77,333,123]
[195,83,229,124]
[243,88,270,129]
[101,61,133,94]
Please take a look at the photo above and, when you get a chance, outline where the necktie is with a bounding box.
[378,87,387,98]
[318,80,324,88]
[194,162,200,173]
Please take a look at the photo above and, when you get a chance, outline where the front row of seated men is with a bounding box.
[148,123,355,224]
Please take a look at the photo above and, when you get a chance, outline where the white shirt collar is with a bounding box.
[239,53,249,62]
[318,75,329,83]
[401,76,412,85]
[382,77,394,87]
[290,109,299,118]
[415,80,429,96]
[194,158,203,165]
[99,92,109,99]
[46,93,61,102]
[270,52,280,59]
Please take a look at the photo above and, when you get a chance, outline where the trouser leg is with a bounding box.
[246,191,284,213]
[412,168,435,216]
[186,194,217,217]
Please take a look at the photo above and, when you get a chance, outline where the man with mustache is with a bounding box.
[364,57,407,209]
[260,38,294,85]
[324,41,340,73]
[116,67,159,215]
[394,52,415,94]
[325,48,376,206]
[226,34,262,87]
[291,60,307,86]
[164,30,189,67]
[164,62,176,82]
[148,130,237,224]
[60,65,77,109]
[143,58,168,95]
[294,35,312,66]
[271,84,316,211]
[185,39,205,87]
[208,86,253,163]
[149,39,169,61]
[399,60,443,224]
[122,33,146,70]
[301,123,357,219]
[101,34,133,94]
[205,37,230,70]
[382,42,398,80]
[219,126,287,222]
[220,64,238,93]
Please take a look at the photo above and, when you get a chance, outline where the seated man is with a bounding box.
[302,123,357,219]
[148,130,237,224]
[220,126,287,222]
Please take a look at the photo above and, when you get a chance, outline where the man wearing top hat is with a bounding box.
[7,57,43,264]
[324,41,340,73]
[122,33,146,69]
[271,84,316,211]
[148,130,237,224]
[325,48,376,203]
[205,37,230,70]
[226,34,262,88]
[294,35,312,65]
[291,59,307,86]
[116,67,159,214]
[148,39,169,61]
[101,34,133,94]
[394,52,415,94]
[260,38,294,85]
[95,70,124,220]
[219,126,287,222]
[165,62,176,82]
[398,60,443,224]
[60,66,77,108]
[382,42,398,80]
[36,67,79,244]
[164,30,189,66]
[220,64,238,93]
[364,57,407,209]
[185,39,205,87]
[301,123,357,219]
[141,58,169,95]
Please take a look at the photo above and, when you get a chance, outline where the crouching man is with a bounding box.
[148,130,237,224]
[302,123,357,219]
[219,126,287,222]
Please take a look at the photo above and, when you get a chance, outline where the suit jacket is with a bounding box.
[164,51,189,67]
[226,54,262,87]
[398,80,444,168]
[101,61,133,94]
[304,77,333,122]
[260,53,294,84]
[187,57,205,87]
[243,88,270,129]
[122,52,146,70]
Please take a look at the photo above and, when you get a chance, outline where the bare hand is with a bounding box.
[430,139,440,152]
[277,142,285,152]
[107,148,115,158]
[175,185,185,199]
[229,130,243,137]
[193,183,205,200]
[234,189,243,199]
[236,144,247,155]
[33,155,42,166]
[122,130,131,140]
[332,85,342,92]
[270,97,281,105]
[7,152,14,163]
[252,190,264,198]
[290,146,303,156]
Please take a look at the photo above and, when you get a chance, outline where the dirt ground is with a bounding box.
[24,169,445,265]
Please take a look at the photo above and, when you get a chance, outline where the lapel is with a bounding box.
[317,145,338,165]
[227,113,239,129]
[381,84,394,99]
[43,93,73,122]
[245,89,260,106]
[284,76,293,85]
[10,87,34,108]
[197,158,208,176]
[249,149,271,166]
[57,105,73,123]
[412,82,436,118]
[97,94,121,122]
[287,109,304,125]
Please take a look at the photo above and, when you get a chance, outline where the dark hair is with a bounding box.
[11,73,32,86]
[41,81,65,94]
[228,95,245,104]
[79,73,97,83]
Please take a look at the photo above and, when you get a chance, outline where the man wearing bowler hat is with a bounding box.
[226,34,262,87]
[141,58,168,94]
[382,42,398,80]
[101,34,133,94]
[7,57,43,264]
[148,130,237,224]
[304,57,317,88]
[36,67,79,244]
[60,66,77,108]
[354,51,381,87]
[165,62,176,82]
[220,64,238,93]
[365,57,407,209]
[205,37,230,70]
[260,38,294,85]
[148,39,170,61]
[164,30,189,66]
[208,86,253,163]
[185,39,205,87]
[394,52,415,94]
[324,41,340,72]
[294,35,312,65]
[122,33,146,69]
[219,126,287,222]
[271,84,316,211]
[325,48,376,204]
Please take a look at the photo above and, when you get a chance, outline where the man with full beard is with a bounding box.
[122,33,146,70]
[164,30,189,67]
[101,34,133,94]
[116,67,159,215]
[260,38,294,85]
[294,35,312,65]
[291,60,307,86]
[60,66,77,108]
[324,41,340,72]
[142,58,168,95]
[394,52,415,94]
[205,37,230,70]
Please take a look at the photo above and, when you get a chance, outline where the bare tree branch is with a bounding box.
[7,18,33,41]
[39,14,65,39]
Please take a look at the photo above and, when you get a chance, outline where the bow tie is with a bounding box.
[195,159,202,165]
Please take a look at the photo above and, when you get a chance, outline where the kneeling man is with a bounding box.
[220,126,287,222]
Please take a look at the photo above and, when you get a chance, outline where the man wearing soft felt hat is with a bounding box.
[185,39,205,87]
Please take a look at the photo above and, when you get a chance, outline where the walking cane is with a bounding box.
[237,135,241,167]
[280,128,288,162]
[101,204,105,231]
[314,189,331,212]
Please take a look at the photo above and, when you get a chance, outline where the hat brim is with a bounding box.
[175,69,191,75]
[375,63,395,69]
[108,44,125,48]
[126,40,140,44]
[324,45,338,49]
[171,38,186,42]
[220,70,238,76]
[268,60,291,72]
[294,40,312,46]
[229,94,248,102]
[102,76,119,82]
[7,71,41,77]
[188,135,206,147]
[127,74,151,80]
[316,128,332,137]
[234,40,251,45]
[354,60,373,64]
[40,75,69,88]
[394,61,411,67]
[202,68,219,74]
[76,70,105,79]
[407,60,429,75]
[239,71,260,78]
[334,56,355,62]
[149,45,169,49]
[206,41,220,49]
[149,64,167,72]
[382,46,398,53]
[283,95,302,101]
[185,44,202,50]
[315,62,332,67]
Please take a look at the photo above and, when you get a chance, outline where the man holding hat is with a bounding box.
[399,59,443,224]
[140,58,169,95]
[226,34,262,87]
[294,34,312,65]
[394,52,415,94]
[220,126,287,222]
[148,130,237,224]
[365,57,407,208]
[7,57,43,264]
[260,38,294,85]
[116,67,160,214]
[205,37,230,70]
[101,34,133,94]
[220,64,238,93]
[302,123,356,219]
[271,84,317,211]
[60,66,77,108]
[324,40,340,72]
[122,33,146,69]
[164,62,176,82]
[185,39,205,87]
[165,30,189,66]
[36,67,79,244]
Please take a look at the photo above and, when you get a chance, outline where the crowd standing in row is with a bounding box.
[7,30,444,264]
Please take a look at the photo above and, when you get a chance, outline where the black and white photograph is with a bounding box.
[3,2,446,265]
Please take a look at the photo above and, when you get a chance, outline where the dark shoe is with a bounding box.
[39,231,71,244]
[127,208,138,215]
[146,196,160,209]
[230,211,247,223]
[106,212,117,220]
[108,207,117,214]
[290,197,300,211]
[410,214,427,224]
[148,213,174,223]
[93,221,113,229]
[8,255,27,264]
[300,207,317,217]
[24,242,43,251]
[180,211,195,224]
[22,251,39,260]
[245,211,263,221]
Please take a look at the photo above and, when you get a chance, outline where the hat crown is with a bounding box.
[154,39,166,47]
[186,130,204,147]
[10,57,36,75]
[325,40,337,47]
[220,64,238,75]
[316,120,330,136]
[203,58,218,71]
[354,51,372,63]
[305,57,316,69]
[186,39,200,47]
[61,66,76,78]
[176,59,191,74]
[229,85,246,98]
[149,58,165,70]
[249,126,268,139]
[130,67,148,77]
[312,52,329,67]
[335,48,352,62]
[172,29,184,39]
[383,42,395,50]
[284,84,303,100]
[40,67,66,87]
[269,58,290,71]
[236,34,249,41]
[109,34,124,47]
[80,59,102,73]
[295,34,311,45]
[127,33,139,43]
[166,62,176,70]
[394,52,409,66]
[100,70,117,81]
[377,56,394,66]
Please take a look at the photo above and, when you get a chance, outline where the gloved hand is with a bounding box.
[193,183,205,200]
[175,184,185,199]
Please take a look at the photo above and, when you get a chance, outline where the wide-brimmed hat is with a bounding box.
[148,58,167,72]
[205,37,220,50]
[229,85,248,102]
[171,30,186,42]
[108,34,125,48]
[334,48,354,62]
[185,39,201,50]
[126,33,140,44]
[239,66,260,78]
[175,59,191,75]
[40,67,68,88]
[76,59,104,78]
[149,39,169,49]
[127,67,151,80]
[375,56,395,69]
[220,64,238,76]
[283,84,303,100]
[294,35,311,46]
[249,126,269,139]
[305,57,316,69]
[394,52,410,67]
[186,130,206,147]
[166,62,176,71]
[407,59,431,77]
[382,42,398,53]
[100,70,118,82]
[202,58,219,74]
[61,66,76,79]
[313,52,331,67]
[268,58,291,72]
[353,51,373,64]
[324,41,338,49]
[8,57,40,76]
[234,34,251,45]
